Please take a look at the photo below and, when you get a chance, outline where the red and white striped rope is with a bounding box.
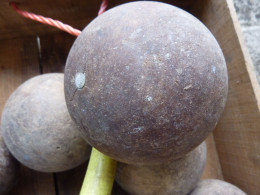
[10,1,108,37]
[98,0,108,16]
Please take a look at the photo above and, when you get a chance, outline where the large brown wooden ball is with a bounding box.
[190,179,246,195]
[64,1,228,164]
[0,130,19,194]
[1,74,91,172]
[115,142,206,195]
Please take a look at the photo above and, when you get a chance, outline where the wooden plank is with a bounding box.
[1,0,99,40]
[191,0,260,194]
[1,0,195,41]
[40,32,76,73]
[202,134,223,179]
[11,165,56,195]
[54,163,87,195]
[0,37,56,195]
[38,32,85,194]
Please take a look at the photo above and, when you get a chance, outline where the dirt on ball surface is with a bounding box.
[1,73,91,172]
[189,179,246,195]
[115,142,206,195]
[65,1,228,165]
[0,130,19,195]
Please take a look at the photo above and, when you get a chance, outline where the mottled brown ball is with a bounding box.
[115,142,206,195]
[65,1,228,164]
[1,73,91,172]
[190,179,246,195]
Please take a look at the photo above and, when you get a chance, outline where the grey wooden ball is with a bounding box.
[115,142,207,195]
[189,179,246,195]
[1,73,91,172]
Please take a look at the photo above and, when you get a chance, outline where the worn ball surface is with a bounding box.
[1,73,91,172]
[0,131,19,194]
[115,142,206,195]
[190,179,246,195]
[65,1,228,164]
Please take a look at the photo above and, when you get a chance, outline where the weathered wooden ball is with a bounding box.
[1,73,91,172]
[64,1,228,164]
[190,179,246,195]
[115,142,206,195]
[0,130,19,194]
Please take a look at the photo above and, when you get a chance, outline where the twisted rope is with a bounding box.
[10,1,108,36]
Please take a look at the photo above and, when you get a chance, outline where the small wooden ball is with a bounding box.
[190,179,246,195]
[115,142,207,195]
[65,1,228,164]
[0,131,19,194]
[1,73,91,172]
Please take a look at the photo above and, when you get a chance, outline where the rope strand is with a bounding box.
[10,1,108,36]
[98,0,108,16]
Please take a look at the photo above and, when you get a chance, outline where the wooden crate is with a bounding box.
[0,0,259,194]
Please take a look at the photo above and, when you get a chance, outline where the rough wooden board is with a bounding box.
[11,165,56,195]
[0,37,55,195]
[1,0,99,40]
[39,32,75,73]
[202,134,224,180]
[38,32,87,194]
[54,163,87,195]
[192,0,260,194]
[1,0,194,41]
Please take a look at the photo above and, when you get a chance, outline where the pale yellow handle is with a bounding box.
[80,148,117,195]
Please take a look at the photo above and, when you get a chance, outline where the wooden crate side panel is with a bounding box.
[202,134,223,180]
[38,32,87,194]
[0,0,99,40]
[0,37,56,194]
[1,0,195,41]
[192,0,260,194]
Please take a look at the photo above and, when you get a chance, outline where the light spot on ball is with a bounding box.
[24,154,30,161]
[184,84,193,90]
[165,53,171,59]
[75,73,85,89]
[212,66,216,73]
[176,68,183,75]
[132,126,144,133]
[145,96,153,101]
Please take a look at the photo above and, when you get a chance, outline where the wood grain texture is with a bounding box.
[39,32,75,73]
[39,32,87,194]
[0,37,55,194]
[11,165,56,195]
[202,134,223,180]
[1,0,195,41]
[192,0,260,194]
[54,163,88,195]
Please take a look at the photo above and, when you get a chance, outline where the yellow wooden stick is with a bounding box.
[80,148,117,195]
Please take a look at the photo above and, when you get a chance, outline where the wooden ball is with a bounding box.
[65,1,228,164]
[115,142,206,195]
[0,131,19,194]
[1,74,91,172]
[190,179,246,195]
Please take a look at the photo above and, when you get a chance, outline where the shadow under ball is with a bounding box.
[115,142,206,195]
[1,73,91,172]
[65,1,228,165]
[0,131,19,195]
